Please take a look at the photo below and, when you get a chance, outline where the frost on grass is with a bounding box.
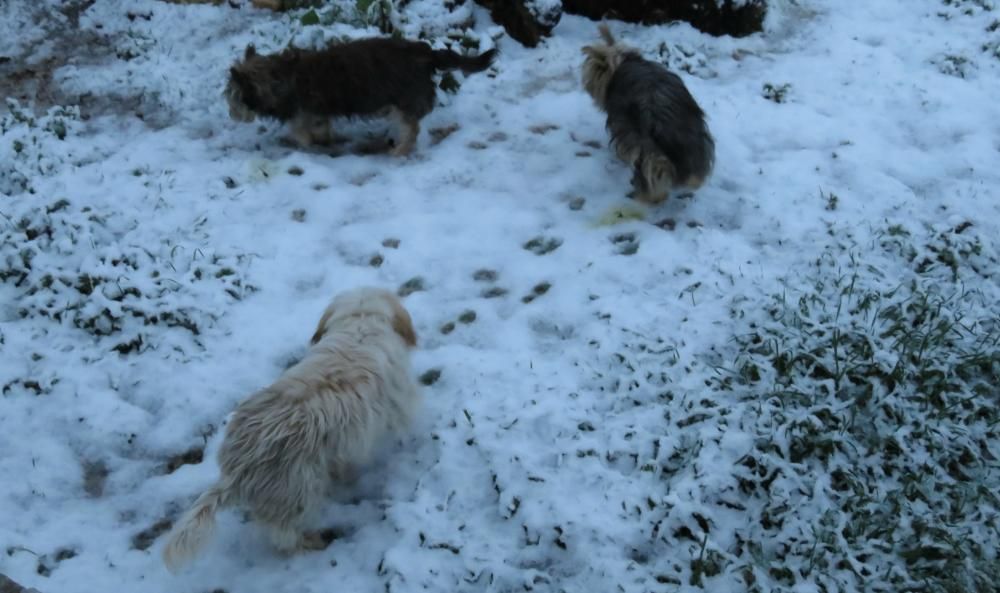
[546,222,1000,592]
[0,99,82,195]
[656,42,717,78]
[762,82,792,104]
[701,222,1000,592]
[295,0,396,34]
[0,196,257,357]
[938,0,1000,64]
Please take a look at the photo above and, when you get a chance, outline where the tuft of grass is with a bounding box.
[439,71,460,94]
[821,189,839,211]
[1,100,82,195]
[300,8,320,25]
[936,53,973,77]
[762,82,791,103]
[355,0,394,32]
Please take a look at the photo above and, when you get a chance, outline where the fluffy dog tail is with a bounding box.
[162,483,230,573]
[431,48,498,74]
[598,22,617,46]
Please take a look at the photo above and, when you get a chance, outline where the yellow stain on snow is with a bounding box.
[591,203,647,227]
[246,158,281,184]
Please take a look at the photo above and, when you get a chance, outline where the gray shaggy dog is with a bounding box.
[162,287,420,571]
[225,38,498,156]
[582,24,715,204]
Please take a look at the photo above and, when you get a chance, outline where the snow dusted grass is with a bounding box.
[1,104,256,362]
[0,101,83,195]
[708,223,1000,592]
[1,0,999,592]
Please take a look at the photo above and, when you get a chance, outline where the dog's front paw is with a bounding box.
[629,188,669,205]
[299,530,334,551]
[388,143,415,158]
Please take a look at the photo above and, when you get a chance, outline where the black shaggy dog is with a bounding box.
[581,25,714,204]
[225,38,498,156]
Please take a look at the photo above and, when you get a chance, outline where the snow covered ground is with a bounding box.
[1,0,999,592]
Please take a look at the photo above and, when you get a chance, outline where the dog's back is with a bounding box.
[249,38,495,121]
[219,328,415,515]
[605,55,715,190]
[306,38,437,117]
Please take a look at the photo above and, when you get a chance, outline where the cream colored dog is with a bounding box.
[162,287,419,571]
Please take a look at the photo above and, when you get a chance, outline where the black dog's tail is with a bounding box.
[431,48,498,74]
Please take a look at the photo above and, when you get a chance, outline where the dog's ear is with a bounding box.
[388,297,417,348]
[310,305,335,345]
[244,44,257,60]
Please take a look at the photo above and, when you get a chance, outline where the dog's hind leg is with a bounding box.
[290,113,334,148]
[299,530,333,551]
[310,117,333,147]
[268,524,306,554]
[266,524,329,553]
[289,113,314,147]
[631,153,674,204]
[388,107,420,157]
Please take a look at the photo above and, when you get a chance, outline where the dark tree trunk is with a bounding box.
[472,0,563,48]
[562,0,766,38]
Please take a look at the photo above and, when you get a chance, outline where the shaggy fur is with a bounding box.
[162,287,420,572]
[581,24,715,204]
[225,39,498,156]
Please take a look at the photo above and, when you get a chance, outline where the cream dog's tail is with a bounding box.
[162,483,230,573]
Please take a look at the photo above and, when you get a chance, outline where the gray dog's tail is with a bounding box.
[162,483,230,573]
[431,48,498,74]
[598,23,617,46]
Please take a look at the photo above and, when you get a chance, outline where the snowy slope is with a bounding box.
[1,1,999,592]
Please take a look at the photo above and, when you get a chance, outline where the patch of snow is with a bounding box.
[1,1,999,592]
